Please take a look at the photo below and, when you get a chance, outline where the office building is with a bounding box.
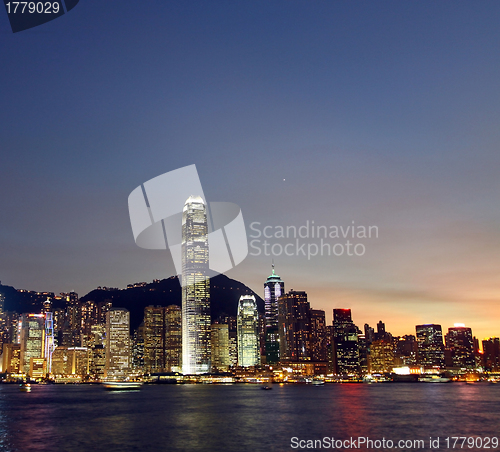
[278,290,311,361]
[264,265,284,364]
[310,309,328,362]
[20,313,46,375]
[416,324,445,368]
[165,305,182,372]
[332,309,360,375]
[237,295,260,367]
[211,322,230,371]
[482,338,500,371]
[182,195,210,374]
[368,339,394,373]
[105,308,130,380]
[144,305,166,373]
[445,324,475,369]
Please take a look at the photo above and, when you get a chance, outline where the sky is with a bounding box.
[1,1,499,339]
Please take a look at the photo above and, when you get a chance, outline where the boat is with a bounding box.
[19,383,31,392]
[261,385,273,390]
[419,376,451,383]
[312,378,325,386]
[102,381,143,391]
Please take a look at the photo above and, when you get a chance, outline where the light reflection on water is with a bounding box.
[0,383,499,452]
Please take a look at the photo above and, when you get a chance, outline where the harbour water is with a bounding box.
[0,383,499,452]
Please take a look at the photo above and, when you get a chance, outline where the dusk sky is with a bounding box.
[1,1,499,339]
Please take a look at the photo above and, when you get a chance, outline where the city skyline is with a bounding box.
[1,2,499,344]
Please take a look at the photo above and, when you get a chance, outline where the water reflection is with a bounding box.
[0,383,498,452]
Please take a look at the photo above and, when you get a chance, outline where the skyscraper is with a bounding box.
[445,324,475,369]
[278,290,311,361]
[105,308,130,380]
[416,324,445,368]
[332,309,360,375]
[144,305,166,373]
[211,322,230,371]
[368,340,394,373]
[310,309,327,362]
[482,338,500,371]
[237,295,260,367]
[165,305,182,372]
[182,196,210,374]
[264,264,284,364]
[20,313,46,376]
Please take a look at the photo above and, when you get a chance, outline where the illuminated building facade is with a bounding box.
[264,265,284,364]
[105,308,130,380]
[445,325,475,369]
[368,340,395,373]
[332,309,360,375]
[51,346,89,376]
[90,345,106,380]
[165,305,182,372]
[278,290,311,361]
[394,335,418,366]
[144,305,166,373]
[237,295,260,367]
[44,312,54,374]
[482,338,500,371]
[310,309,327,362]
[2,343,21,374]
[211,322,230,371]
[416,324,445,368]
[181,196,210,374]
[20,313,46,375]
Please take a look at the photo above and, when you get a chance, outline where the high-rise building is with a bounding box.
[394,335,418,366]
[237,295,260,367]
[416,324,445,368]
[80,300,98,346]
[20,313,46,376]
[445,325,475,369]
[51,346,89,377]
[2,343,21,374]
[225,316,238,367]
[44,312,55,374]
[278,290,311,362]
[368,340,394,373]
[90,345,106,380]
[364,324,375,344]
[310,309,327,362]
[482,338,500,371]
[181,196,210,374]
[144,306,166,373]
[165,305,182,372]
[332,309,360,375]
[131,322,145,371]
[105,308,130,380]
[211,322,230,371]
[264,265,284,364]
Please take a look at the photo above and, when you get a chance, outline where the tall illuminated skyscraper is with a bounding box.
[416,324,445,368]
[105,308,130,380]
[182,196,210,374]
[445,324,475,369]
[332,309,360,375]
[264,264,284,364]
[19,313,46,376]
[278,290,310,362]
[237,295,260,367]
